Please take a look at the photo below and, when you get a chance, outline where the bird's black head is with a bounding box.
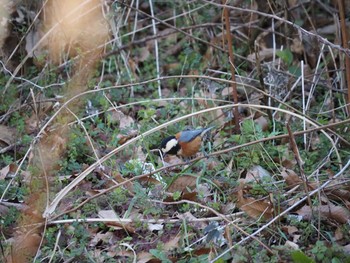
[160,136,180,156]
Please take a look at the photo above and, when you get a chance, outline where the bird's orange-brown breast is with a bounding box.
[175,133,202,157]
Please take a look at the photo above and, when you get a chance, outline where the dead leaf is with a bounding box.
[89,231,113,247]
[281,158,295,169]
[335,227,343,241]
[148,223,163,231]
[0,204,9,217]
[114,249,134,259]
[179,192,198,201]
[282,225,299,235]
[162,154,182,166]
[285,240,299,250]
[0,163,18,180]
[137,46,150,62]
[139,176,163,185]
[7,233,42,262]
[310,134,321,151]
[247,48,275,62]
[193,247,211,256]
[254,115,269,131]
[113,172,134,193]
[293,234,301,243]
[207,159,221,170]
[296,204,350,224]
[236,188,274,220]
[242,165,272,183]
[281,168,303,188]
[0,164,11,179]
[163,62,181,73]
[290,37,304,54]
[326,188,350,203]
[163,235,181,250]
[164,191,198,202]
[167,175,197,193]
[98,210,118,219]
[117,130,138,145]
[0,124,16,147]
[106,221,136,233]
[137,251,154,263]
[221,202,236,214]
[107,110,135,130]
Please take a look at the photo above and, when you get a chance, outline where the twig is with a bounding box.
[337,0,350,115]
[286,122,312,208]
[148,0,162,98]
[222,0,240,133]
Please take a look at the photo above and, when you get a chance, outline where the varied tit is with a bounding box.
[160,127,213,158]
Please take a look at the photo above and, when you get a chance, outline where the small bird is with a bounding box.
[160,127,213,158]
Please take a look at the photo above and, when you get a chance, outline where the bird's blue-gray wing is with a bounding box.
[178,127,213,142]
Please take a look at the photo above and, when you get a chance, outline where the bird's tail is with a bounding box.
[200,126,214,137]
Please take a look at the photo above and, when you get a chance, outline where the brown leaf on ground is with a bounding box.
[137,251,155,263]
[296,204,350,224]
[89,231,114,247]
[241,165,272,184]
[247,48,275,62]
[106,221,136,233]
[324,182,350,202]
[164,191,198,202]
[0,163,17,180]
[254,115,269,131]
[137,45,151,63]
[236,188,274,220]
[113,110,135,129]
[0,204,9,217]
[0,124,16,147]
[98,209,118,219]
[285,240,299,250]
[162,155,183,166]
[282,225,299,235]
[98,209,136,232]
[167,175,197,193]
[193,247,211,256]
[281,168,303,188]
[6,233,42,263]
[113,172,135,193]
[117,130,138,145]
[179,192,198,201]
[335,227,343,241]
[163,235,181,250]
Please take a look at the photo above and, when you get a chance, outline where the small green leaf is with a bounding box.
[331,258,342,263]
[291,250,315,263]
[173,191,181,200]
[276,49,293,65]
[288,65,301,76]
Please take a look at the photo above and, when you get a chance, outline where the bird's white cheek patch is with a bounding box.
[162,138,178,153]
